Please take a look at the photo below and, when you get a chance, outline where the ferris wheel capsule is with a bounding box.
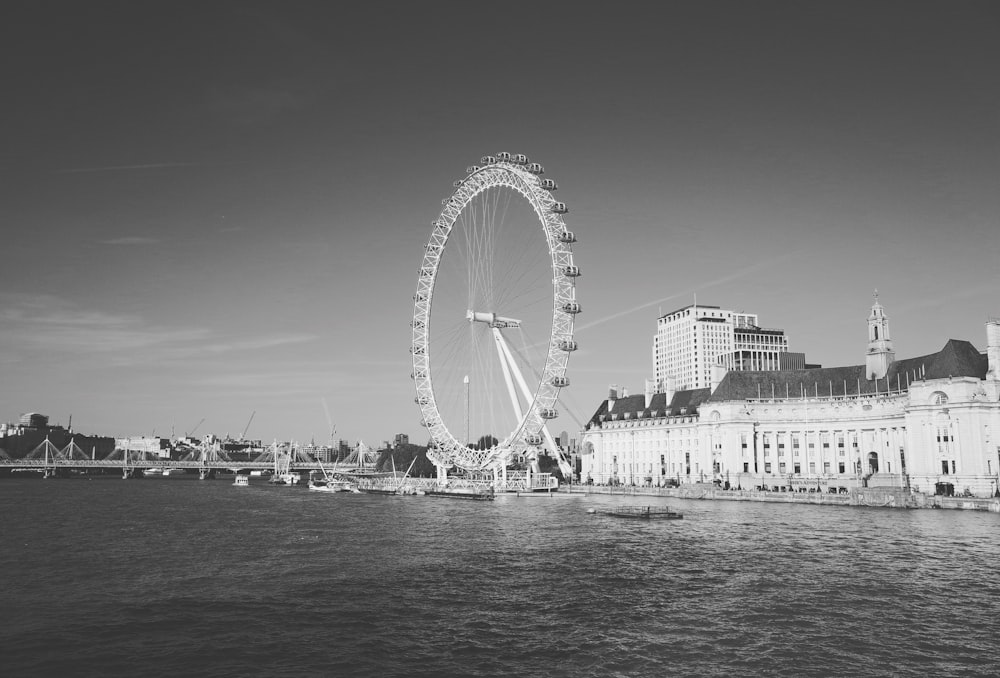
[551,202,568,214]
[551,376,570,387]
[558,339,578,352]
[524,434,544,446]
[540,179,557,191]
[512,153,528,164]
[558,231,576,244]
[538,407,559,420]
[527,162,544,174]
[563,265,581,277]
[466,165,481,174]
[496,152,511,162]
[481,155,497,164]
[561,301,581,314]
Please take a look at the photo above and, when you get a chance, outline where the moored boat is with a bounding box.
[425,487,495,501]
[233,474,249,487]
[308,478,354,492]
[588,505,683,519]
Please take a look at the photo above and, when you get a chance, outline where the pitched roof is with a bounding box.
[891,339,987,382]
[708,339,987,402]
[585,388,712,427]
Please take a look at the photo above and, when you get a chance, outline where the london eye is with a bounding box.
[410,153,579,478]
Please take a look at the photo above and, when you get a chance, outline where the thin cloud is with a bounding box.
[574,252,801,334]
[57,162,200,174]
[101,237,160,246]
[0,296,315,365]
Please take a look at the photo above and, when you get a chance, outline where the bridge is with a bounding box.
[0,437,373,479]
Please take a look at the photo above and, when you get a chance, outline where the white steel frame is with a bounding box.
[411,156,578,473]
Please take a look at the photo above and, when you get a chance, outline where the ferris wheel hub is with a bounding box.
[466,310,521,328]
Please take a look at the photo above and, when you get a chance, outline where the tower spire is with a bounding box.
[866,291,894,380]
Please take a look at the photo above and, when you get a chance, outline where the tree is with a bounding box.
[375,443,437,477]
[473,435,498,450]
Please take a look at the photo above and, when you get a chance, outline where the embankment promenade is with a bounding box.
[564,484,1000,513]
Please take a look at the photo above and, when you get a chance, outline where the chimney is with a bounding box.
[607,384,619,412]
[663,376,676,406]
[987,320,1000,381]
[644,378,657,409]
[711,364,728,393]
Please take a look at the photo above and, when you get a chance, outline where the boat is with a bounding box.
[354,456,418,496]
[307,464,354,492]
[588,505,683,519]
[308,477,354,493]
[358,486,399,495]
[425,487,495,501]
[142,468,163,477]
[233,474,249,487]
[269,472,300,485]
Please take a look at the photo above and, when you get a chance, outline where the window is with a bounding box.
[942,460,949,475]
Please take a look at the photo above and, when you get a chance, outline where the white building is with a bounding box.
[585,298,1000,498]
[653,304,795,391]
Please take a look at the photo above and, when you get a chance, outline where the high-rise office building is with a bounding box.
[653,304,793,390]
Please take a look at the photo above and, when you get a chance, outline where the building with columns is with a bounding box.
[582,297,1000,498]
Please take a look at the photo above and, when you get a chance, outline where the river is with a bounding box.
[1,476,998,677]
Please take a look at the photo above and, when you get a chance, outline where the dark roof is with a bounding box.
[585,388,712,427]
[891,339,987,382]
[708,339,987,402]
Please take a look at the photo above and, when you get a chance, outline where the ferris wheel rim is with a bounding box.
[410,157,577,472]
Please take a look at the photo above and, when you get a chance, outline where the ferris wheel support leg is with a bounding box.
[495,330,535,411]
[492,328,524,422]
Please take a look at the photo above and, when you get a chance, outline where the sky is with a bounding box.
[2,1,998,446]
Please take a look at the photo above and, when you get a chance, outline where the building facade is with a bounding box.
[585,299,1000,498]
[653,304,792,390]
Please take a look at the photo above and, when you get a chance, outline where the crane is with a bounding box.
[188,418,205,438]
[241,411,256,440]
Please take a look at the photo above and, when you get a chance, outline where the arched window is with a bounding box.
[931,391,948,405]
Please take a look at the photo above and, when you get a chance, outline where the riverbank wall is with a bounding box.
[564,484,1000,513]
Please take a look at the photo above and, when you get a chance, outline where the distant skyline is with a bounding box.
[2,1,998,445]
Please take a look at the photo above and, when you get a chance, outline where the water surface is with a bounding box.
[2,478,998,677]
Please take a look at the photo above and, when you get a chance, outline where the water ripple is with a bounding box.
[2,480,1000,677]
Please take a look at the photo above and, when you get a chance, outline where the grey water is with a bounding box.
[2,477,999,677]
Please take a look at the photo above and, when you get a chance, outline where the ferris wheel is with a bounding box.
[411,153,579,473]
